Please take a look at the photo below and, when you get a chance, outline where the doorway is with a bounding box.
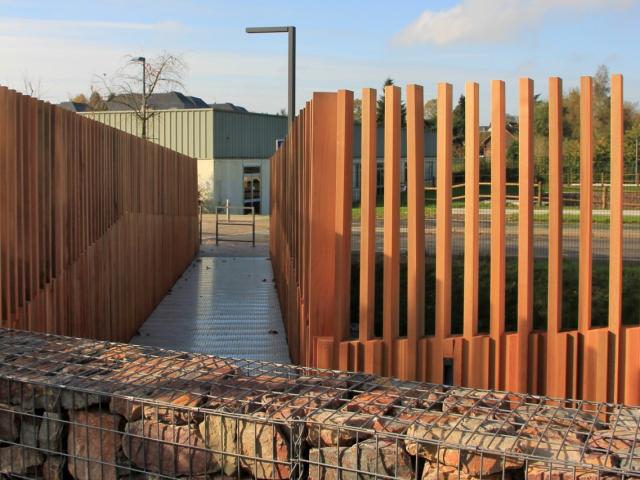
[243,166,261,214]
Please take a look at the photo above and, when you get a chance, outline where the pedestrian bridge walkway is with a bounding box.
[130,216,290,363]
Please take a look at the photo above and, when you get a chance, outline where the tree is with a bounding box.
[452,94,465,149]
[353,98,362,123]
[424,98,437,130]
[96,52,186,138]
[71,93,88,104]
[88,89,107,111]
[278,108,287,116]
[22,74,43,98]
[376,78,406,126]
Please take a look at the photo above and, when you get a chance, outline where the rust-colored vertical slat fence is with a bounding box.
[270,74,640,405]
[0,87,199,342]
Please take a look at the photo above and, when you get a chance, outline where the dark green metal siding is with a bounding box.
[212,110,288,159]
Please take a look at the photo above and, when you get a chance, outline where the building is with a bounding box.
[81,106,288,214]
[78,92,437,213]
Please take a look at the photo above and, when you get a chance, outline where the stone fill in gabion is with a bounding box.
[0,327,638,479]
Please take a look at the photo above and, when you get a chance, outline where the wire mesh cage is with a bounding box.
[0,328,638,480]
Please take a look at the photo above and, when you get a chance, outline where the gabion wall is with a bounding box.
[0,328,638,480]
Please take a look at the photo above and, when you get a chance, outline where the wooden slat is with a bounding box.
[307,92,338,366]
[406,84,425,380]
[578,76,593,334]
[609,73,624,402]
[515,78,534,393]
[490,80,506,390]
[463,82,479,341]
[359,88,377,344]
[435,82,453,383]
[383,85,401,376]
[547,77,564,398]
[334,89,354,369]
[0,87,198,340]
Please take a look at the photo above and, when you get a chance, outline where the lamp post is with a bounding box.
[245,26,296,127]
[132,56,147,138]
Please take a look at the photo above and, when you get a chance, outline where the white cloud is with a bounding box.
[395,0,635,46]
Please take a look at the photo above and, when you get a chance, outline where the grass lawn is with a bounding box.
[349,255,640,339]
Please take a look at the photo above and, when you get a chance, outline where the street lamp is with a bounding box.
[245,26,296,127]
[132,56,147,138]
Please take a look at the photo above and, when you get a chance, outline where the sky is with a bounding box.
[1,0,639,122]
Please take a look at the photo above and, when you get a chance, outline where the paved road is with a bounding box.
[352,218,640,261]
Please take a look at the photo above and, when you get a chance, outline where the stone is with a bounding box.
[238,418,290,479]
[588,427,637,452]
[344,389,400,416]
[42,455,66,480]
[0,445,45,474]
[306,409,374,447]
[0,380,60,411]
[67,409,123,480]
[0,402,21,442]
[123,419,218,476]
[405,414,515,459]
[421,463,510,480]
[19,412,41,447]
[110,395,145,421]
[39,412,65,452]
[308,439,414,480]
[199,413,241,476]
[142,390,206,425]
[441,388,507,416]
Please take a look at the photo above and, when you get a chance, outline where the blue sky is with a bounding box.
[1,0,638,122]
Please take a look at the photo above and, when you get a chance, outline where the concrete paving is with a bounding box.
[130,214,291,363]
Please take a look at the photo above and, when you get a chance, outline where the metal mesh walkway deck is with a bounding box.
[130,256,290,364]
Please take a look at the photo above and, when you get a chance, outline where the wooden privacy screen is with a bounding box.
[0,87,199,342]
[270,75,640,405]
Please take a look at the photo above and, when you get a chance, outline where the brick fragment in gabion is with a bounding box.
[308,438,414,480]
[67,409,123,480]
[123,418,218,476]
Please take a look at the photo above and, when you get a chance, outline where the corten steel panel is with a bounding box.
[334,90,354,369]
[359,89,377,347]
[547,77,565,398]
[434,83,453,384]
[513,78,534,394]
[308,92,338,367]
[405,84,425,381]
[490,80,507,391]
[0,87,199,341]
[383,85,401,377]
[609,74,624,402]
[463,82,480,342]
[268,78,638,404]
[578,77,594,335]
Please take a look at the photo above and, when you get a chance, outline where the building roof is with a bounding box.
[209,102,248,113]
[106,91,210,111]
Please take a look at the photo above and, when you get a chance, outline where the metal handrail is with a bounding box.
[215,205,256,246]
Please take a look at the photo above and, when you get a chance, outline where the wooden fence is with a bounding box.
[0,87,199,342]
[270,75,640,405]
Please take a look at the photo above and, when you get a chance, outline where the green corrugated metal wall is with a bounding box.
[212,110,288,159]
[82,109,436,160]
[82,109,214,159]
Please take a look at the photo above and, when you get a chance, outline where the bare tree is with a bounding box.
[22,73,43,98]
[96,52,186,138]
